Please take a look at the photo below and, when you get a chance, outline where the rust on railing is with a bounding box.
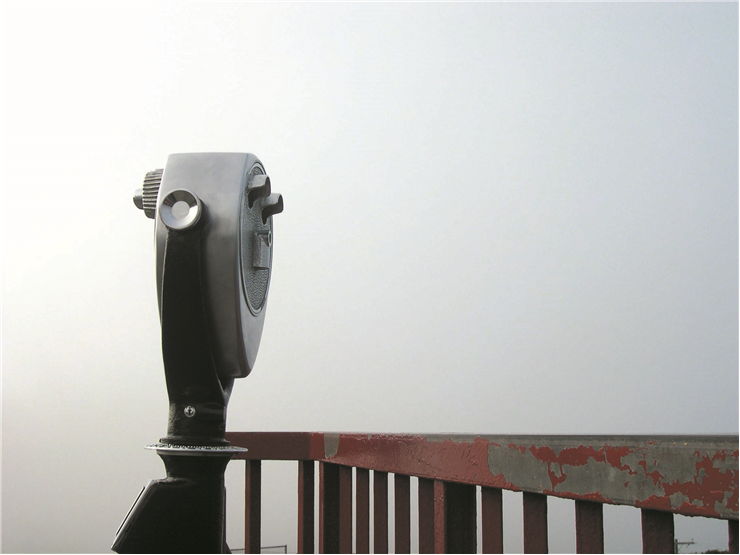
[225,432,738,554]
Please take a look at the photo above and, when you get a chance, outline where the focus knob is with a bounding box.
[133,169,164,219]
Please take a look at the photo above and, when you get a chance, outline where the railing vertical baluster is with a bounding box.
[523,492,548,554]
[374,471,389,554]
[729,520,739,554]
[432,480,476,553]
[641,509,674,554]
[395,474,411,553]
[244,460,262,554]
[481,487,504,554]
[356,468,370,553]
[418,478,434,554]
[339,466,353,553]
[319,462,340,553]
[574,500,603,554]
[298,460,315,554]
[447,482,477,553]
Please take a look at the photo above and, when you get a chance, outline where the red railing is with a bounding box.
[225,432,739,554]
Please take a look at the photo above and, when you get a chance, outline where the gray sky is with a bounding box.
[2,1,737,553]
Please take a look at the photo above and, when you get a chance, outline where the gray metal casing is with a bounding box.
[154,153,271,379]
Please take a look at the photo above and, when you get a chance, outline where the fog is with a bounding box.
[2,1,737,553]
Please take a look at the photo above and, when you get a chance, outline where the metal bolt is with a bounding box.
[183,406,196,418]
[256,229,272,247]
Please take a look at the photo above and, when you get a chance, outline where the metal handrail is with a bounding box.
[225,432,739,553]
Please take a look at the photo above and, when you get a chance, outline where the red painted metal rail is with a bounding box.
[225,432,738,554]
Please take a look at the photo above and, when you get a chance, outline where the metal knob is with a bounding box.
[133,169,163,219]
[247,174,271,207]
[261,193,283,223]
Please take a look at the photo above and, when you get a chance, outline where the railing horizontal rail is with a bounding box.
[226,432,738,520]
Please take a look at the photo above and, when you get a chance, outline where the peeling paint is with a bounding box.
[487,439,738,518]
[426,434,478,444]
[227,432,738,519]
[605,447,634,472]
[324,433,339,458]
[668,491,691,509]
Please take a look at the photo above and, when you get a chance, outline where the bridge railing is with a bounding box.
[225,432,738,554]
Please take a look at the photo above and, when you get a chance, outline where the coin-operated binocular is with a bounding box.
[112,153,283,553]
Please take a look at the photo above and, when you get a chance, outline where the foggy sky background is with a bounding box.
[2,1,737,553]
